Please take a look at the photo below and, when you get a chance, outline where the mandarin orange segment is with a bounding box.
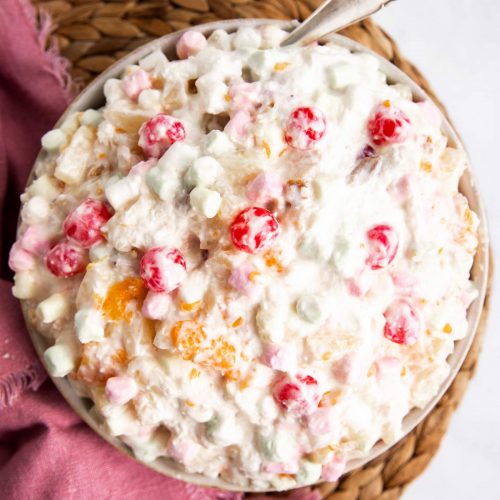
[171,320,206,360]
[203,338,236,372]
[102,277,147,322]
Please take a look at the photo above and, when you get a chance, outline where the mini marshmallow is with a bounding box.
[203,130,234,156]
[260,431,296,462]
[20,226,51,255]
[176,31,207,60]
[8,242,35,272]
[103,78,126,104]
[105,376,138,405]
[195,73,228,114]
[261,343,297,372]
[207,29,231,50]
[137,89,162,110]
[296,460,322,485]
[228,263,256,296]
[12,271,37,299]
[89,243,112,262]
[327,63,360,89]
[81,109,103,127]
[139,50,169,74]
[184,156,221,188]
[21,196,50,224]
[256,300,286,343]
[27,174,60,200]
[296,294,325,323]
[44,344,76,377]
[146,167,179,201]
[122,69,152,100]
[224,111,252,142]
[141,291,171,320]
[41,129,66,151]
[178,271,209,304]
[37,293,69,323]
[260,25,288,49]
[75,308,105,343]
[246,172,283,203]
[156,142,199,171]
[105,173,142,211]
[233,27,262,50]
[321,456,346,482]
[189,187,221,218]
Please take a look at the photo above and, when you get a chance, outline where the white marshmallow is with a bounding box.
[138,89,162,110]
[44,344,76,377]
[203,130,234,156]
[184,156,221,187]
[41,129,66,151]
[12,271,37,299]
[178,270,209,304]
[207,29,231,50]
[105,174,141,211]
[233,28,262,50]
[89,243,112,262]
[146,167,179,201]
[256,299,287,343]
[327,63,360,89]
[139,50,169,75]
[195,73,228,114]
[189,187,221,218]
[75,308,105,344]
[37,293,69,323]
[156,142,199,171]
[27,174,60,200]
[21,195,50,224]
[81,109,103,127]
[296,460,322,485]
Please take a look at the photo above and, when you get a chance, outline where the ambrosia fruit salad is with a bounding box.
[10,25,479,490]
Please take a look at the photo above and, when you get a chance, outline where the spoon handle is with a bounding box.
[281,0,397,47]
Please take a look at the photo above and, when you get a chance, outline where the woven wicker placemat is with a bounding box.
[32,1,493,498]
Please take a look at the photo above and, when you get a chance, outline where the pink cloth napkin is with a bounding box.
[0,1,321,499]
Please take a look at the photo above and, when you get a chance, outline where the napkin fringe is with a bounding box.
[0,361,46,408]
[16,0,74,102]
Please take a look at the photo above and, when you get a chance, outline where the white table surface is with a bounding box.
[372,1,500,498]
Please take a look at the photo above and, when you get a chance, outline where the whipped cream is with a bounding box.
[11,25,479,490]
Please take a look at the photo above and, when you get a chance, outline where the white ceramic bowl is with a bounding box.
[21,19,489,492]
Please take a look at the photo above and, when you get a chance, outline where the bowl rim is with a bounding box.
[22,18,490,493]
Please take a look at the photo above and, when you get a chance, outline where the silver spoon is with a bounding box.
[281,0,397,47]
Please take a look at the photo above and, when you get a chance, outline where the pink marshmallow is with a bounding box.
[224,111,252,141]
[391,270,418,293]
[176,31,207,60]
[374,356,401,382]
[332,354,355,384]
[20,225,51,255]
[229,82,260,113]
[105,376,138,405]
[122,69,152,101]
[263,460,299,475]
[261,343,296,372]
[228,262,257,296]
[8,242,35,272]
[129,159,156,175]
[321,455,346,482]
[306,407,334,436]
[246,172,283,204]
[346,268,374,297]
[167,437,198,462]
[141,291,171,320]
